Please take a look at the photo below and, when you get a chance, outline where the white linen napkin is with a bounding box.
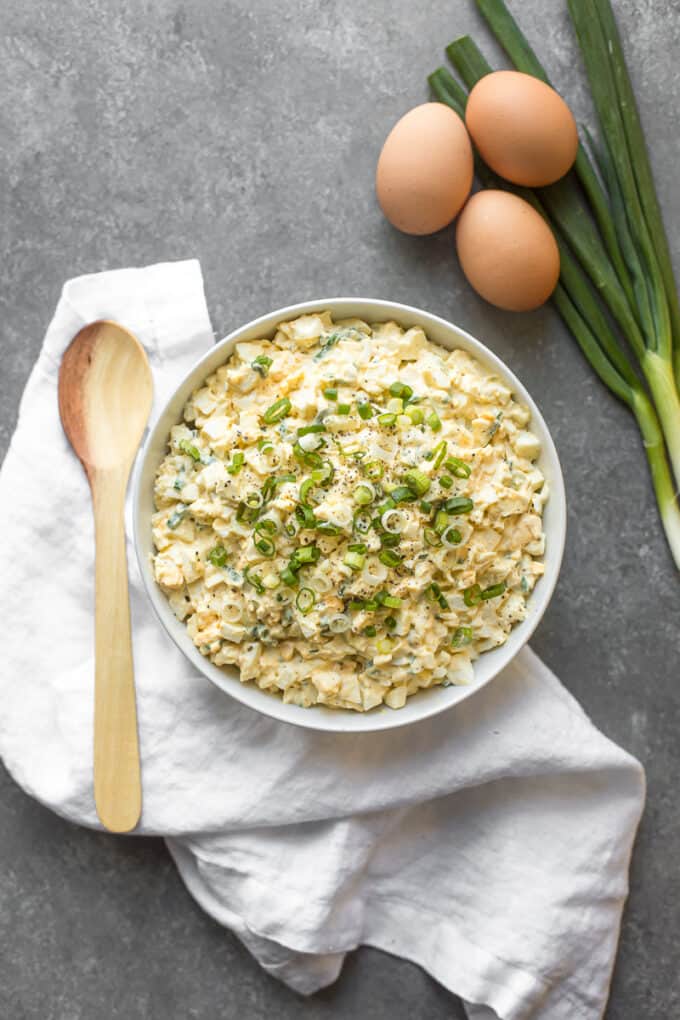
[0,259,645,1020]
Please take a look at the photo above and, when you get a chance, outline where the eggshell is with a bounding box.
[376,103,473,235]
[466,71,578,187]
[455,190,560,312]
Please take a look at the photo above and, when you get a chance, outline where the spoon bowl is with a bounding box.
[59,320,153,832]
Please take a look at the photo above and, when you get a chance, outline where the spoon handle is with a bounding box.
[91,467,142,833]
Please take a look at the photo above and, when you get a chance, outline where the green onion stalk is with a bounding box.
[427,0,680,568]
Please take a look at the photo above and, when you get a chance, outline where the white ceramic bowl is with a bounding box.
[133,298,566,733]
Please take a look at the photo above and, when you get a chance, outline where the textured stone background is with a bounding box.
[2,1,679,1017]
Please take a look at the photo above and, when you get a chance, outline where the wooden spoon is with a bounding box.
[58,321,153,833]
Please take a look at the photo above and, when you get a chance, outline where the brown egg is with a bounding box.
[466,71,578,187]
[455,190,560,312]
[376,103,473,235]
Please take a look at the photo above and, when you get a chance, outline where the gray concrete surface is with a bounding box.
[2,0,679,1016]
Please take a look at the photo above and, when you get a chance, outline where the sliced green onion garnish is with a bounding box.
[389,381,414,400]
[376,638,394,655]
[280,565,299,588]
[445,496,474,515]
[262,473,296,501]
[440,475,453,489]
[451,626,474,647]
[385,615,397,630]
[358,403,374,420]
[481,582,507,601]
[255,518,277,536]
[344,549,366,571]
[245,491,264,509]
[463,584,482,607]
[424,527,441,546]
[378,549,403,568]
[363,625,377,637]
[296,587,316,614]
[390,485,417,503]
[323,387,338,400]
[262,397,291,424]
[178,439,201,462]
[315,521,341,536]
[337,403,351,415]
[380,532,401,548]
[300,478,316,505]
[434,510,449,535]
[363,460,384,481]
[445,456,472,479]
[254,536,276,558]
[348,599,366,611]
[348,542,367,552]
[403,469,431,496]
[236,501,259,523]
[293,442,323,469]
[226,451,245,475]
[243,566,264,594]
[441,525,462,546]
[427,410,442,432]
[291,544,320,566]
[167,507,187,528]
[378,413,397,426]
[207,545,228,567]
[294,503,317,528]
[419,499,432,514]
[431,441,447,469]
[353,509,372,534]
[406,406,424,425]
[312,462,334,485]
[251,354,273,377]
[257,437,273,452]
[284,521,298,537]
[353,484,374,506]
[378,593,403,609]
[298,423,327,437]
[387,397,404,414]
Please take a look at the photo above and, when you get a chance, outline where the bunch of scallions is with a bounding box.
[428,0,680,568]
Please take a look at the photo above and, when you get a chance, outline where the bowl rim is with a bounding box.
[132,297,566,733]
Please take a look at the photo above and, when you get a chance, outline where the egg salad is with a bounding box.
[151,311,547,712]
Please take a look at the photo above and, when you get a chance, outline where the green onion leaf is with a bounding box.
[440,475,453,489]
[337,403,351,415]
[255,518,277,536]
[315,521,341,536]
[296,587,316,614]
[403,469,431,496]
[424,527,441,547]
[419,499,432,514]
[390,485,418,503]
[380,532,401,548]
[378,413,397,426]
[354,483,374,506]
[226,451,245,475]
[427,410,442,432]
[207,545,228,567]
[358,403,374,420]
[463,584,482,607]
[299,478,317,505]
[254,536,276,558]
[406,406,424,425]
[363,460,384,481]
[291,544,320,566]
[378,549,403,568]
[451,626,474,647]
[298,423,327,437]
[262,397,291,424]
[293,442,323,469]
[243,566,264,594]
[481,581,507,601]
[353,509,373,534]
[445,496,474,515]
[280,565,299,588]
[389,381,414,400]
[432,441,448,469]
[294,503,317,528]
[445,456,472,479]
[385,615,397,630]
[251,354,273,377]
[178,439,201,462]
[363,625,377,637]
[323,387,338,400]
[344,549,366,571]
